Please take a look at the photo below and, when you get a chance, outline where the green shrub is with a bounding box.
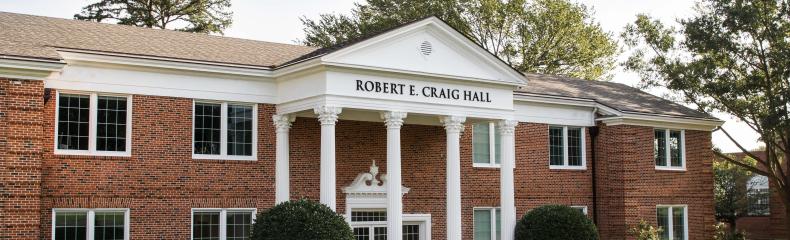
[515,205,599,240]
[629,220,663,240]
[251,199,353,240]
[713,222,747,240]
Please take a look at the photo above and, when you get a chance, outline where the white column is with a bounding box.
[273,114,294,204]
[314,105,342,211]
[382,111,407,240]
[440,115,465,240]
[498,120,518,240]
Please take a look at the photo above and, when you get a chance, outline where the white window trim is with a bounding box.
[570,205,588,215]
[548,126,586,170]
[191,100,258,161]
[346,209,431,240]
[473,122,501,168]
[190,208,257,240]
[656,205,689,240]
[473,207,500,240]
[54,91,133,157]
[654,129,686,171]
[51,208,130,240]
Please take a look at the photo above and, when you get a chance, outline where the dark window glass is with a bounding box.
[57,94,90,150]
[194,103,221,155]
[749,188,771,216]
[657,207,670,240]
[403,225,420,240]
[672,207,685,240]
[351,211,387,222]
[549,126,564,165]
[354,227,370,240]
[95,212,125,240]
[54,212,87,240]
[567,128,583,166]
[373,227,387,240]
[227,105,253,156]
[669,130,683,167]
[193,212,220,240]
[226,212,253,240]
[655,130,667,166]
[97,96,127,152]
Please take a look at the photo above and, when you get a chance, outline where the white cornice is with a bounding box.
[598,113,724,131]
[0,56,65,80]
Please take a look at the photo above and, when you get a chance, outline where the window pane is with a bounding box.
[351,210,387,222]
[672,208,685,240]
[193,212,220,240]
[95,212,125,240]
[97,96,128,152]
[227,211,253,240]
[549,127,564,165]
[655,130,667,166]
[474,209,492,240]
[54,212,87,240]
[354,227,370,240]
[494,126,501,164]
[374,227,387,240]
[57,94,90,150]
[495,209,501,240]
[567,128,583,166]
[228,105,254,156]
[473,123,491,164]
[657,207,670,240]
[403,225,420,240]
[194,103,221,155]
[669,131,682,167]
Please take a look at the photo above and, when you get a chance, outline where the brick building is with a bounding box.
[0,12,723,240]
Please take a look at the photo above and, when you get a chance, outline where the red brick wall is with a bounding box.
[735,216,772,240]
[0,78,45,240]
[595,124,715,239]
[770,184,788,239]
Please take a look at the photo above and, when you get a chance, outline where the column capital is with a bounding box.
[381,111,407,129]
[272,114,295,133]
[497,119,518,136]
[440,115,466,133]
[314,105,342,125]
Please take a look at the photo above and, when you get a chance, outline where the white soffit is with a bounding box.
[319,17,527,87]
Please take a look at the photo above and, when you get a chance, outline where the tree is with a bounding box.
[514,205,599,240]
[252,199,353,240]
[714,157,755,228]
[621,0,790,237]
[74,0,233,34]
[300,0,618,80]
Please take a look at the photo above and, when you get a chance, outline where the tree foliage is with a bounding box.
[74,0,233,34]
[251,199,353,240]
[714,156,755,227]
[621,0,790,237]
[628,220,663,240]
[300,0,618,80]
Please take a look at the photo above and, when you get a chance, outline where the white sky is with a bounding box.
[0,0,761,152]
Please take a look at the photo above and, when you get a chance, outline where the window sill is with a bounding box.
[473,163,501,168]
[549,165,587,170]
[655,166,686,172]
[192,154,256,161]
[54,150,131,157]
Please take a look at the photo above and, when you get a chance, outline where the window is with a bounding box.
[473,122,501,167]
[348,209,429,240]
[193,102,257,160]
[52,209,129,240]
[548,126,586,169]
[747,175,770,216]
[192,209,255,240]
[473,208,501,240]
[55,92,132,156]
[655,129,685,170]
[570,206,588,215]
[656,206,687,240]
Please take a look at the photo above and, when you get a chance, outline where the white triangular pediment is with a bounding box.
[322,17,526,86]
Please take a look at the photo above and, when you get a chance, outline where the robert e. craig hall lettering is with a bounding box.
[355,79,492,103]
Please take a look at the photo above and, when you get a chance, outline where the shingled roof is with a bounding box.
[0,11,717,120]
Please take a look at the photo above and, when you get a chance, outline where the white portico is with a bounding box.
[270,17,527,240]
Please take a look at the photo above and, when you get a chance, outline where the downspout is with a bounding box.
[590,107,600,225]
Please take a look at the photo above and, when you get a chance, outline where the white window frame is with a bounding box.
[473,207,500,240]
[190,208,257,240]
[570,205,588,215]
[54,91,133,157]
[656,205,688,240]
[192,101,258,161]
[548,126,586,170]
[654,129,686,171]
[51,208,130,240]
[472,122,501,168]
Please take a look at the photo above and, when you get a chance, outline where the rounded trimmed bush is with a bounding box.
[252,199,353,240]
[515,205,599,240]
